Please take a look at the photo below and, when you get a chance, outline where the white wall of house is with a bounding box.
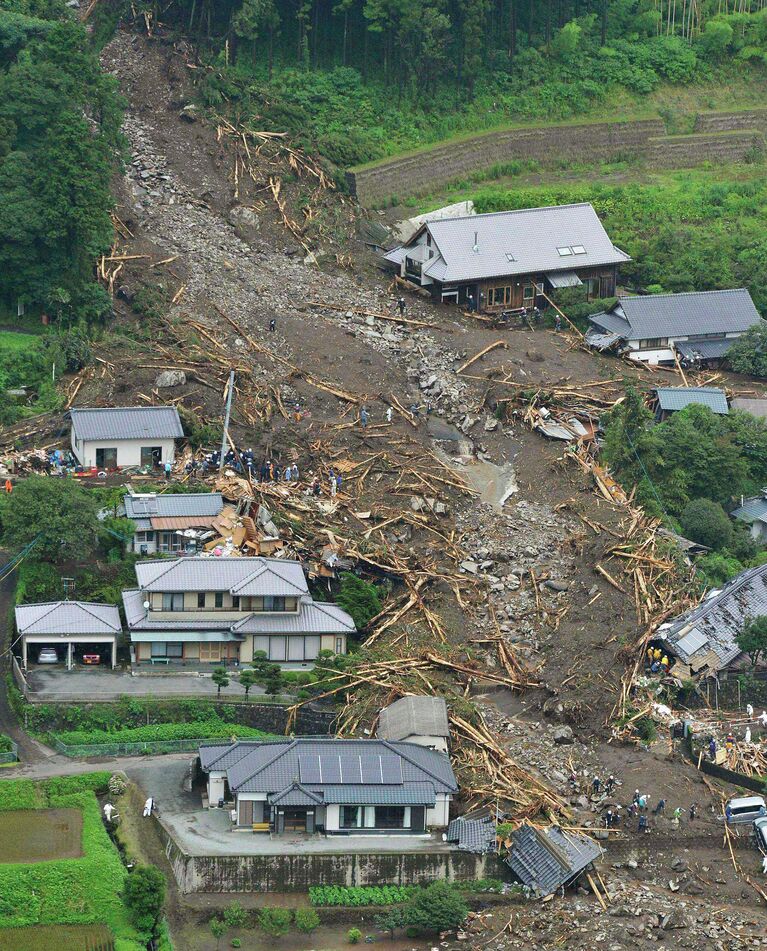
[207,771,226,805]
[426,794,451,828]
[70,435,176,468]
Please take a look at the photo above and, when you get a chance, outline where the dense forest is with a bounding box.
[127,0,767,164]
[0,0,122,324]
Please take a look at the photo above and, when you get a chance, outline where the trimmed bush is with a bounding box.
[310,884,417,906]
[294,907,320,932]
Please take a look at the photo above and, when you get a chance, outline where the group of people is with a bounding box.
[588,774,700,834]
[645,645,671,674]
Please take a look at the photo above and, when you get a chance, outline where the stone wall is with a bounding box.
[158,821,506,893]
[348,108,767,207]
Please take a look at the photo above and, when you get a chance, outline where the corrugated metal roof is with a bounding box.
[731,497,767,525]
[590,289,762,342]
[15,601,121,636]
[654,387,729,415]
[204,738,457,798]
[124,493,224,519]
[505,824,602,897]
[134,557,308,595]
[731,398,767,419]
[407,203,629,284]
[377,696,450,742]
[547,271,583,288]
[661,563,767,668]
[70,406,183,441]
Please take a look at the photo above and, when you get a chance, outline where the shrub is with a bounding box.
[108,774,127,796]
[309,885,417,906]
[348,928,362,944]
[52,721,273,746]
[223,901,247,928]
[294,907,320,932]
[335,572,382,629]
[259,907,291,938]
[123,865,166,938]
[404,881,469,933]
[231,940,242,949]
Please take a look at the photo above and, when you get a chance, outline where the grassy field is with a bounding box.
[8,923,115,950]
[0,808,83,863]
[0,329,40,352]
[51,720,277,746]
[0,773,144,950]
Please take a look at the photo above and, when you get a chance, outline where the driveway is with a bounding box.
[26,668,266,701]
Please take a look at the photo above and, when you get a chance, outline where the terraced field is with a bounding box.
[0,808,83,863]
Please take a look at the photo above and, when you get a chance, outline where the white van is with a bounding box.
[723,796,767,825]
[754,815,767,851]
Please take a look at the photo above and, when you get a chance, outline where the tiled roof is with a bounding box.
[134,557,308,595]
[15,601,121,636]
[269,783,324,807]
[446,817,497,853]
[377,696,450,742]
[200,741,260,772]
[654,387,729,415]
[589,289,761,342]
[124,493,224,519]
[731,497,767,525]
[413,203,629,283]
[201,738,457,800]
[505,824,602,896]
[675,338,734,361]
[232,599,356,634]
[658,563,767,668]
[70,406,183,441]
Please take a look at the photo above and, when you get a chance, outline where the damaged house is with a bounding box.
[586,288,762,366]
[657,562,767,677]
[505,823,602,898]
[123,556,355,667]
[200,737,457,835]
[69,405,184,470]
[123,492,226,555]
[384,203,629,311]
[377,696,450,753]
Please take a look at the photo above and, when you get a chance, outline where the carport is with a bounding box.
[15,601,121,670]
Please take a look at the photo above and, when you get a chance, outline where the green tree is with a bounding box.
[210,917,227,949]
[259,907,291,938]
[737,616,767,668]
[404,881,468,933]
[727,324,767,377]
[212,667,230,697]
[264,663,284,696]
[375,907,406,938]
[294,907,320,933]
[680,498,733,551]
[0,475,99,562]
[123,865,166,938]
[551,20,582,59]
[601,386,663,507]
[223,901,247,928]
[336,572,381,629]
[347,928,362,944]
[697,18,734,59]
[239,668,259,700]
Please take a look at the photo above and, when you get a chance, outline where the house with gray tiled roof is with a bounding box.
[69,406,184,470]
[199,737,457,834]
[123,491,225,555]
[377,696,450,752]
[652,386,729,421]
[731,492,767,544]
[586,288,763,366]
[384,203,629,311]
[15,601,121,670]
[123,556,354,668]
[505,823,602,897]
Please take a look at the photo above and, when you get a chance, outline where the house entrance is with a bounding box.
[283,809,307,832]
[95,447,117,469]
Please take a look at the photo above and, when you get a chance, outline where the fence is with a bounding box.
[0,740,18,765]
[50,736,224,758]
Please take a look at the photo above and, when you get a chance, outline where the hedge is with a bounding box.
[309,885,417,907]
[0,774,144,949]
[51,721,276,746]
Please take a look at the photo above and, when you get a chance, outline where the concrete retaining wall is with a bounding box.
[348,108,767,206]
[158,821,504,893]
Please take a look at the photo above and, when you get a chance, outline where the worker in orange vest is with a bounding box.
[3,479,11,494]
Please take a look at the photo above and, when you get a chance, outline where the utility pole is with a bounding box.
[219,370,235,475]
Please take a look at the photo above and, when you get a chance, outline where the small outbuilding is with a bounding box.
[377,695,450,752]
[652,386,729,422]
[505,823,602,897]
[15,601,121,670]
[731,493,767,544]
[69,406,184,470]
[123,491,226,555]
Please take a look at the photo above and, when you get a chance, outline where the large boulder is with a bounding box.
[228,205,261,243]
[155,370,186,388]
[551,725,575,745]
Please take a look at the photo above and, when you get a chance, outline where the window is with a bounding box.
[151,642,183,658]
[341,806,362,828]
[374,807,406,829]
[556,246,573,256]
[197,593,206,608]
[571,245,586,255]
[505,252,515,262]
[642,338,668,349]
[200,642,221,662]
[232,596,240,609]
[95,448,118,469]
[140,446,162,467]
[264,596,286,612]
[488,286,512,307]
[335,637,345,655]
[214,592,224,609]
[687,333,725,342]
[523,284,535,301]
[161,593,184,612]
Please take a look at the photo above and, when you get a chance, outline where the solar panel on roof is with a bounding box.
[339,754,362,784]
[360,755,383,784]
[319,755,342,783]
[675,628,707,657]
[298,754,321,784]
[381,755,403,784]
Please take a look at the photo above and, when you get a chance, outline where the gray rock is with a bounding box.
[460,561,479,575]
[544,579,569,592]
[552,725,575,745]
[179,104,198,122]
[484,417,499,432]
[155,370,187,388]
[227,205,261,243]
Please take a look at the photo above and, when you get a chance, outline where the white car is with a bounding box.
[37,648,59,664]
[754,816,767,852]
